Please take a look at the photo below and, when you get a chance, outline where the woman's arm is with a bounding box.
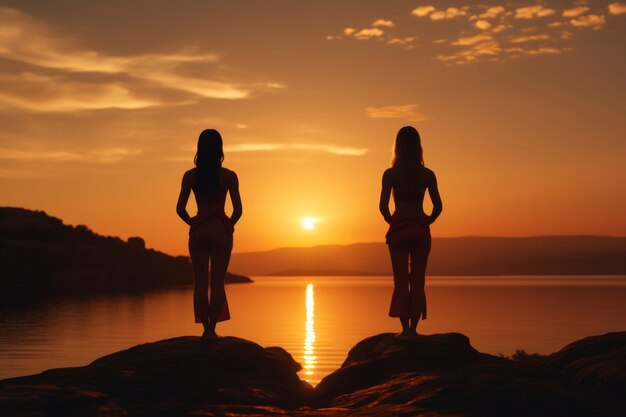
[228,171,242,226]
[379,169,393,224]
[176,171,194,226]
[426,170,443,224]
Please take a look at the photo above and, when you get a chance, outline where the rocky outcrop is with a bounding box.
[1,332,625,416]
[538,331,626,392]
[312,332,626,417]
[2,336,312,417]
[315,332,508,401]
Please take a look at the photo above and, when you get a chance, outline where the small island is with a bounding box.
[0,207,252,299]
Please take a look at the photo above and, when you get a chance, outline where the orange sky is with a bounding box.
[1,1,625,255]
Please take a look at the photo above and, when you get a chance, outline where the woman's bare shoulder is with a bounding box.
[421,166,437,183]
[422,166,434,175]
[182,168,196,182]
[382,167,395,179]
[220,167,238,184]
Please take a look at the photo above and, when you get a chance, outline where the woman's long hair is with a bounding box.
[194,129,224,194]
[392,126,423,171]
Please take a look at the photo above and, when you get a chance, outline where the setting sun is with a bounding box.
[301,217,319,231]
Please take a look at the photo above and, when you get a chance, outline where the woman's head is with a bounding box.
[392,126,423,169]
[195,129,224,168]
[194,129,224,192]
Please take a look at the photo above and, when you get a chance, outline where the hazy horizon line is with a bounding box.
[230,234,626,255]
[3,206,625,258]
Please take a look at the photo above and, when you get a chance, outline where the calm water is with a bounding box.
[1,276,625,385]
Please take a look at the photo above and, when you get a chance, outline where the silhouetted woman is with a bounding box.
[379,126,442,338]
[177,129,242,339]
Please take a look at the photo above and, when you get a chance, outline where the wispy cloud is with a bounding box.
[0,146,143,163]
[0,149,81,162]
[509,34,551,44]
[475,20,492,30]
[372,19,395,28]
[609,2,626,15]
[332,21,414,48]
[439,40,501,64]
[353,28,384,40]
[491,24,509,33]
[0,73,160,112]
[335,26,385,41]
[452,35,494,46]
[431,7,467,20]
[412,6,467,20]
[387,37,418,48]
[334,2,621,65]
[479,6,506,19]
[506,46,571,56]
[224,143,367,156]
[563,7,590,17]
[366,104,426,121]
[524,47,569,55]
[0,7,281,111]
[569,14,606,29]
[0,15,220,75]
[515,5,556,19]
[90,148,144,163]
[411,6,436,17]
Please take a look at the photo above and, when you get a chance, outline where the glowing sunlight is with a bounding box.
[303,283,316,379]
[301,217,319,231]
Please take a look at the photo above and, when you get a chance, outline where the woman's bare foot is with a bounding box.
[397,330,411,340]
[201,329,219,340]
[201,321,219,340]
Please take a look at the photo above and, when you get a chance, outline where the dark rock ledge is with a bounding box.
[1,332,625,417]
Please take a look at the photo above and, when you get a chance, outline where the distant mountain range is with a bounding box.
[230,237,626,276]
[4,207,624,297]
[0,207,251,297]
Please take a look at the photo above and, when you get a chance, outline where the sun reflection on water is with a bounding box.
[303,283,316,379]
